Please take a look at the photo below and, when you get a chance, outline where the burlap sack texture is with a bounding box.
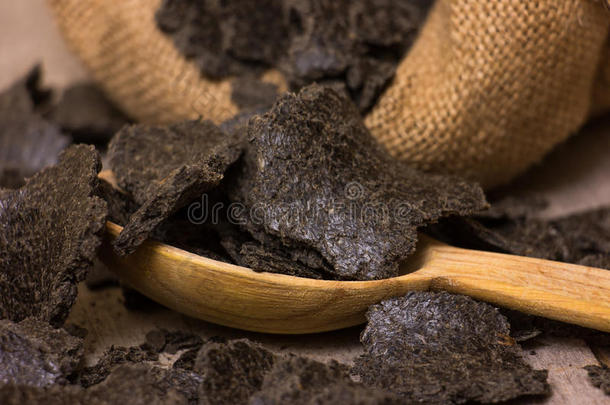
[48,0,610,188]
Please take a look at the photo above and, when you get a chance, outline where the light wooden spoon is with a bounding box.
[100,221,610,334]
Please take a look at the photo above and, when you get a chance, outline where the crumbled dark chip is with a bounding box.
[173,348,200,371]
[0,145,106,326]
[353,292,550,403]
[585,365,610,395]
[86,364,191,405]
[0,69,69,189]
[1,364,198,405]
[0,384,87,405]
[79,345,158,387]
[0,318,83,387]
[194,339,276,405]
[108,120,243,256]
[229,85,487,280]
[156,0,431,112]
[143,329,204,355]
[49,83,130,145]
[249,355,353,405]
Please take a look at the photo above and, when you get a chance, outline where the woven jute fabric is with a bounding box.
[48,0,610,188]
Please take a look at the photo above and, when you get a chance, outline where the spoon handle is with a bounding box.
[420,243,610,332]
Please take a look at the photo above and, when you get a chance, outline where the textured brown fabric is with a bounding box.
[48,0,610,187]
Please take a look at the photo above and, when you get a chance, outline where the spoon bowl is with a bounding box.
[100,221,610,334]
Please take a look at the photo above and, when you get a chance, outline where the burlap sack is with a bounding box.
[48,0,610,188]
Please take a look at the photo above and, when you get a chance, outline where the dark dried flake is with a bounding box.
[49,82,130,145]
[353,292,550,404]
[194,339,276,405]
[0,145,107,326]
[108,120,243,256]
[1,363,199,405]
[142,328,204,355]
[584,365,610,395]
[430,197,610,270]
[86,364,192,405]
[249,355,353,405]
[78,345,158,387]
[0,384,88,405]
[0,68,69,189]
[219,225,327,279]
[229,85,487,280]
[173,348,200,371]
[0,318,83,387]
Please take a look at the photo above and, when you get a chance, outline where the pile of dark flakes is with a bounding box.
[427,194,610,270]
[1,66,610,403]
[103,84,488,281]
[156,0,433,113]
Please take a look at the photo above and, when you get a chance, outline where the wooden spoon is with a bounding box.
[100,221,610,334]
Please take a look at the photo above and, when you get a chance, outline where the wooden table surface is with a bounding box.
[2,1,609,403]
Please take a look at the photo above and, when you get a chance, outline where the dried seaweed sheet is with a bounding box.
[229,85,487,280]
[49,82,130,145]
[0,318,83,387]
[353,292,550,404]
[108,120,243,256]
[0,145,107,326]
[194,339,276,405]
[585,365,610,395]
[156,0,432,112]
[0,68,69,189]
